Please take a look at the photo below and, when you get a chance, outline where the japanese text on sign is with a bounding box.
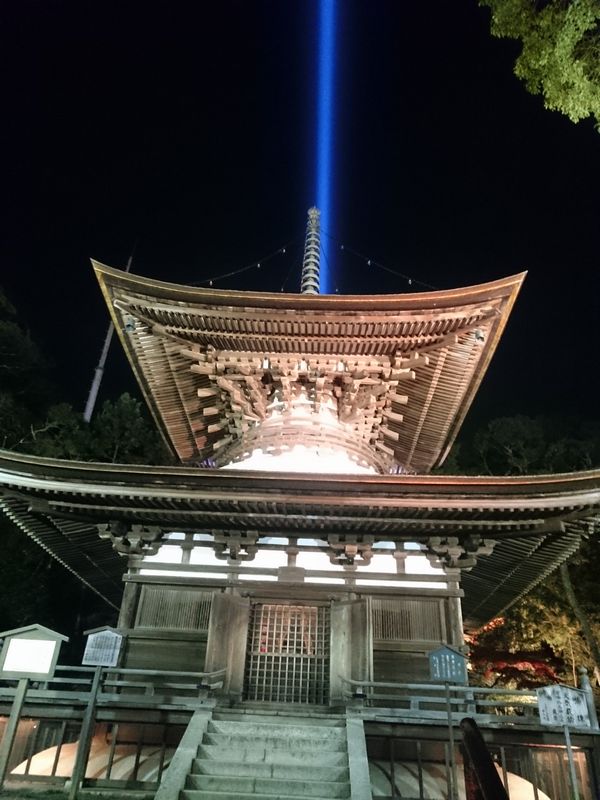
[536,684,591,728]
[82,630,123,667]
[428,645,468,684]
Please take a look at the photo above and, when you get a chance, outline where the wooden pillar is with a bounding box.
[205,591,250,700]
[330,598,369,705]
[446,568,465,649]
[117,580,139,629]
[0,679,28,788]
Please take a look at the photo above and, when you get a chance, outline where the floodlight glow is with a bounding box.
[315,0,337,294]
[226,444,377,475]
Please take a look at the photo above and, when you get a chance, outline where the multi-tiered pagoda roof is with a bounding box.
[1,225,598,629]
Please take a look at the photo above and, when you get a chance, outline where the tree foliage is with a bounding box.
[453,414,600,690]
[0,285,169,640]
[480,0,600,128]
[0,287,53,450]
[17,395,168,465]
[468,571,600,689]
[460,414,600,475]
[0,284,168,465]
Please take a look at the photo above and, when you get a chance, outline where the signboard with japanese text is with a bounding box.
[428,645,468,684]
[536,684,591,729]
[82,629,123,667]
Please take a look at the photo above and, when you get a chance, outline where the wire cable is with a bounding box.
[321,229,438,290]
[189,242,292,287]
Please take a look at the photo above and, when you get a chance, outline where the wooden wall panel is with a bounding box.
[373,649,430,683]
[124,634,207,672]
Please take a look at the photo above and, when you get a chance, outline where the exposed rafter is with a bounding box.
[95,264,525,473]
[1,450,598,626]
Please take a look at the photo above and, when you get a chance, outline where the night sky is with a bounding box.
[1,1,598,426]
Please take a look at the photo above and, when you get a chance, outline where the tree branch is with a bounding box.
[559,561,600,678]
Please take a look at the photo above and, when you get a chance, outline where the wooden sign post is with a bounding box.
[0,625,68,788]
[536,684,591,800]
[429,645,468,800]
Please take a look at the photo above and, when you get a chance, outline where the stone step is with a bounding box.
[213,711,345,728]
[207,720,346,739]
[192,758,349,783]
[181,791,334,800]
[185,775,350,799]
[202,732,346,752]
[197,743,348,767]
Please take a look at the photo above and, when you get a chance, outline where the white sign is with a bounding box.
[536,684,591,729]
[3,638,56,675]
[82,630,123,667]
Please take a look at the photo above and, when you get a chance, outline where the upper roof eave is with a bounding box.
[1,448,599,502]
[93,260,527,313]
[92,261,528,472]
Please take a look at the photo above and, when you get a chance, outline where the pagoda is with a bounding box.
[1,209,599,796]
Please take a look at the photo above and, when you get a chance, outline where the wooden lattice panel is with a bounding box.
[244,603,330,704]
[371,597,446,643]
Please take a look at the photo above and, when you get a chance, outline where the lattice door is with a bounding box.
[244,603,330,704]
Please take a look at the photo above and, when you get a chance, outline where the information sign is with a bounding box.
[0,624,67,681]
[428,645,468,684]
[82,629,123,667]
[536,684,591,729]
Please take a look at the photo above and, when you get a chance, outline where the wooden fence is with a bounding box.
[0,664,225,797]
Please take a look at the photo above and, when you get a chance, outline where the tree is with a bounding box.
[0,286,170,642]
[461,414,600,475]
[453,414,600,689]
[468,572,600,688]
[0,287,53,449]
[480,0,600,128]
[87,394,168,465]
[20,395,169,465]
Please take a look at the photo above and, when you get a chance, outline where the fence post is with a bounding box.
[68,666,103,800]
[465,687,476,715]
[445,682,459,800]
[351,682,366,708]
[0,678,29,788]
[578,666,599,730]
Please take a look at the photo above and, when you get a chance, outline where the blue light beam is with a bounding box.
[316,0,336,294]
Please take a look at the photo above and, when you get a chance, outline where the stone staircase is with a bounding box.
[180,709,351,800]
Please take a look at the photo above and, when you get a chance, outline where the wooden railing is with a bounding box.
[0,665,227,796]
[340,677,599,730]
[0,664,226,711]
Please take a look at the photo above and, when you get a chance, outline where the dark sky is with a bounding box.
[1,1,598,425]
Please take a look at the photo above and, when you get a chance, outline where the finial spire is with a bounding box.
[300,207,321,294]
